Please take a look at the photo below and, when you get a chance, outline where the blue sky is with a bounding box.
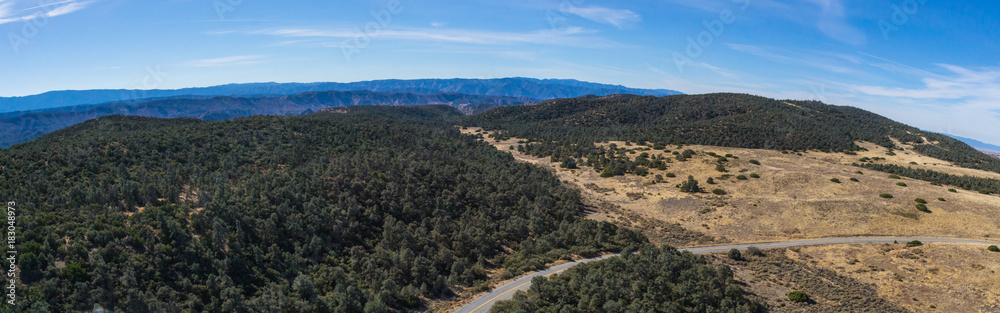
[1,0,999,144]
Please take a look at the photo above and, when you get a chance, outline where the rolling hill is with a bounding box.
[467,93,1000,173]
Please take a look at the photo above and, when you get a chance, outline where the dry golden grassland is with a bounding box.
[788,243,1000,312]
[461,127,1000,245]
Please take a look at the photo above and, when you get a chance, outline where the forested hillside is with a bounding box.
[0,106,645,312]
[467,93,1000,173]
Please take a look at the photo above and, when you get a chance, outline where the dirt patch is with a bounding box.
[790,243,1000,313]
[710,248,909,313]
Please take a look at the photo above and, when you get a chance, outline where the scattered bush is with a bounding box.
[634,167,649,177]
[830,178,842,183]
[712,189,727,195]
[980,189,993,195]
[888,174,901,179]
[748,159,761,165]
[879,193,894,199]
[655,174,664,182]
[706,177,715,184]
[856,171,864,175]
[914,198,927,204]
[989,245,999,252]
[906,240,923,247]
[896,182,907,187]
[948,189,957,193]
[787,291,809,303]
[849,177,859,182]
[679,176,701,193]
[749,173,760,178]
[938,198,946,202]
[916,204,930,213]
[666,172,677,178]
[736,175,748,181]
[727,248,743,261]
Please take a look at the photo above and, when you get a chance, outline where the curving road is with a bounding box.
[453,236,1000,313]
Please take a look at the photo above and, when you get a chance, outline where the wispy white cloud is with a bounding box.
[664,0,865,45]
[725,43,857,74]
[46,0,94,17]
[240,26,622,48]
[179,55,266,67]
[560,6,641,28]
[0,0,94,24]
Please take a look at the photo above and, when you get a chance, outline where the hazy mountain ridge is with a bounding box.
[945,134,1000,153]
[0,78,681,113]
[0,91,528,148]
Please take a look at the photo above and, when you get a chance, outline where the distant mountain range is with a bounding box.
[944,134,1000,153]
[0,91,528,148]
[0,78,681,113]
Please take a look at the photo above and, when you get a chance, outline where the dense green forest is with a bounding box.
[854,163,1000,194]
[0,106,648,312]
[489,246,762,313]
[467,93,1000,173]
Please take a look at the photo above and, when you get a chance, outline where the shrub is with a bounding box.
[856,171,864,175]
[559,157,578,169]
[655,174,664,182]
[914,198,927,204]
[906,240,923,247]
[736,175,748,181]
[830,178,842,183]
[948,189,957,193]
[706,177,715,184]
[849,177,859,182]
[989,245,999,252]
[916,204,930,213]
[896,182,907,187]
[888,174,901,179]
[715,163,727,172]
[879,193,894,199]
[665,172,677,178]
[712,189,727,195]
[787,291,809,303]
[727,248,743,261]
[746,246,764,257]
[938,198,945,202]
[749,173,760,178]
[748,159,761,165]
[980,190,993,195]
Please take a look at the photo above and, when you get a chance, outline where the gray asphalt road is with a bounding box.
[452,236,1000,313]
